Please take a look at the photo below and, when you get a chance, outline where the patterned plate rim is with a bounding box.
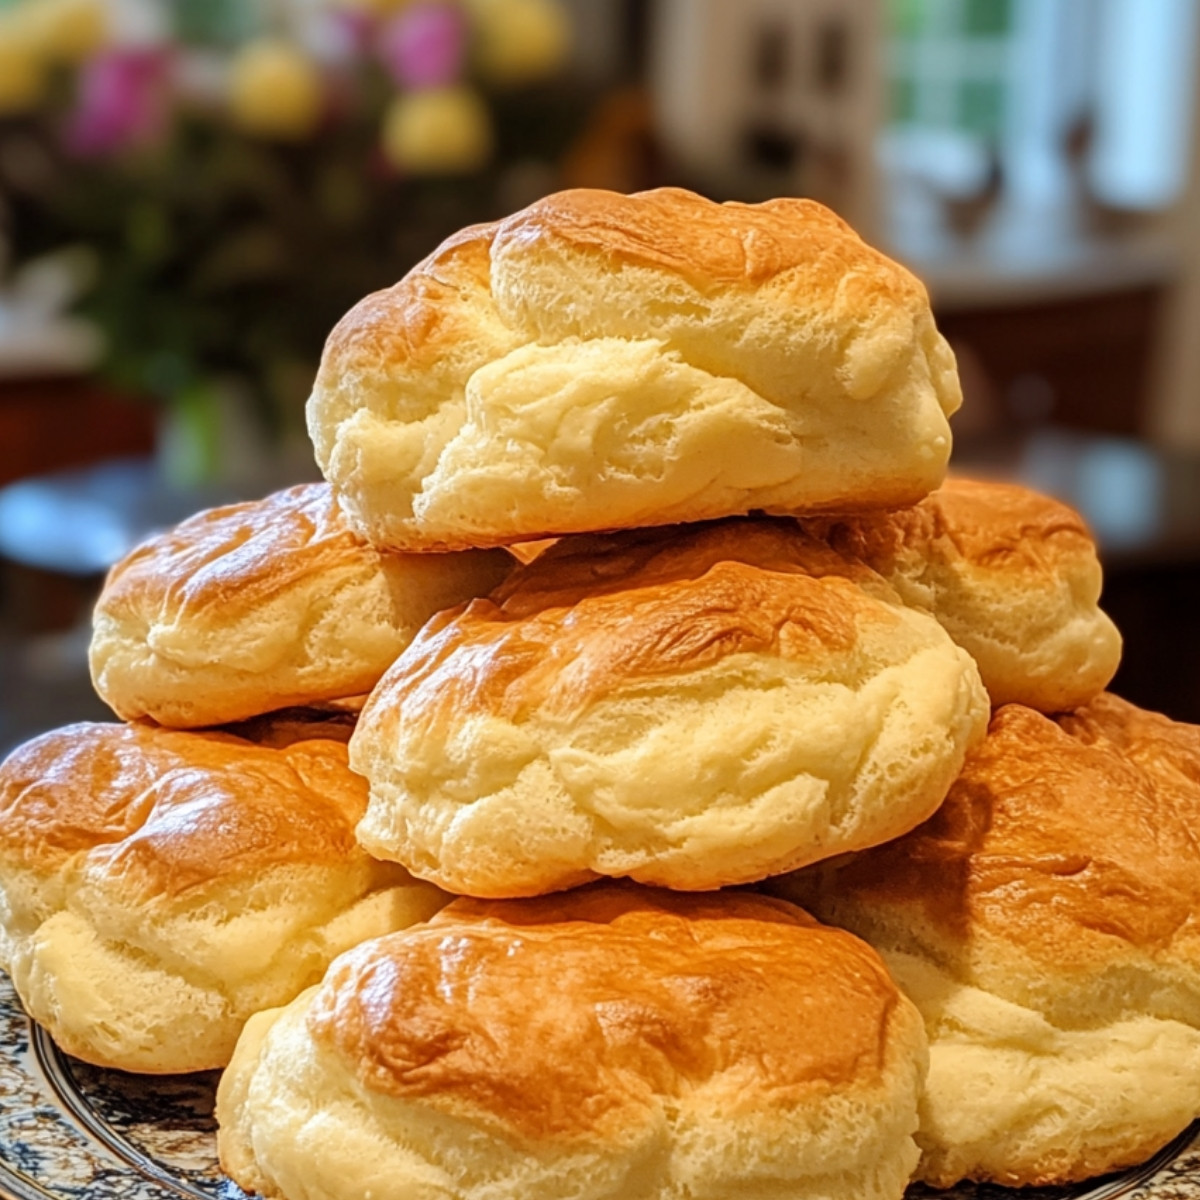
[2,971,1197,1200]
[29,1025,212,1200]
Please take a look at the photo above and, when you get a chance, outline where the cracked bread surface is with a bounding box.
[774,695,1200,1187]
[217,886,928,1200]
[0,719,446,1072]
[799,477,1122,712]
[308,187,960,552]
[90,482,512,729]
[351,519,989,897]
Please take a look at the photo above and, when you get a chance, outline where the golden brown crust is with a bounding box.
[783,693,1200,1189]
[492,188,925,299]
[89,482,513,727]
[320,191,924,386]
[316,221,500,395]
[0,721,365,899]
[799,476,1122,711]
[97,482,369,626]
[0,718,448,1075]
[309,187,960,551]
[809,476,1095,574]
[363,520,899,731]
[814,695,1200,978]
[351,516,988,896]
[306,887,903,1144]
[1057,690,1200,787]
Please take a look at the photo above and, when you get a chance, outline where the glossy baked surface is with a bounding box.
[0,972,1195,1200]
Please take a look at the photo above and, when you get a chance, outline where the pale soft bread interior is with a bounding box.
[801,476,1122,712]
[217,889,928,1200]
[884,950,1200,1189]
[351,522,988,896]
[90,482,512,728]
[0,722,448,1072]
[309,188,961,551]
[3,862,443,1074]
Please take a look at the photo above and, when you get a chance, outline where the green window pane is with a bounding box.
[958,78,1005,134]
[891,75,918,122]
[964,0,1011,35]
[889,0,928,36]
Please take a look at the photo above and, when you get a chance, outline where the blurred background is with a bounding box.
[1,0,1199,751]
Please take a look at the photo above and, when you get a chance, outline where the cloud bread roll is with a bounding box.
[89,482,513,729]
[774,694,1200,1187]
[0,720,447,1073]
[308,186,962,552]
[217,886,928,1200]
[351,519,989,897]
[800,476,1122,712]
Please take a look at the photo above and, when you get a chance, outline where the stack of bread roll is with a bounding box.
[1,187,1197,1200]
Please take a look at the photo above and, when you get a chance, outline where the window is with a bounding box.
[885,0,1197,213]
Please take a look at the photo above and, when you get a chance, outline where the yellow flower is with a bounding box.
[228,39,324,141]
[21,0,108,63]
[328,0,415,15]
[381,86,492,174]
[0,14,45,115]
[467,0,569,86]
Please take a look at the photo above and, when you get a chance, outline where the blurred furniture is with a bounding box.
[901,222,1179,438]
[649,0,884,230]
[1148,6,1200,451]
[0,373,157,642]
[0,457,222,577]
[937,282,1167,438]
[0,374,154,752]
[0,374,155,488]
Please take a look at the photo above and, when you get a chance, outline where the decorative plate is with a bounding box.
[1,973,1197,1200]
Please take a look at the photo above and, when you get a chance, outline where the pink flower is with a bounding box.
[65,48,171,157]
[377,3,465,90]
[326,7,376,61]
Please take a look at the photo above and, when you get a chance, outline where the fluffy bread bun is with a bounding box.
[89,482,513,729]
[800,477,1122,711]
[0,720,447,1073]
[308,187,961,552]
[217,886,928,1200]
[773,694,1200,1187]
[351,519,989,897]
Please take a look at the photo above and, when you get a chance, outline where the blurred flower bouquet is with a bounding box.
[0,0,581,482]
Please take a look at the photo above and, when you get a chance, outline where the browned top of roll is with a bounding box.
[360,520,901,730]
[0,721,366,899]
[96,482,380,624]
[319,188,930,400]
[823,695,1200,972]
[319,221,499,390]
[808,476,1097,579]
[492,187,921,296]
[306,886,903,1144]
[1057,690,1200,789]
